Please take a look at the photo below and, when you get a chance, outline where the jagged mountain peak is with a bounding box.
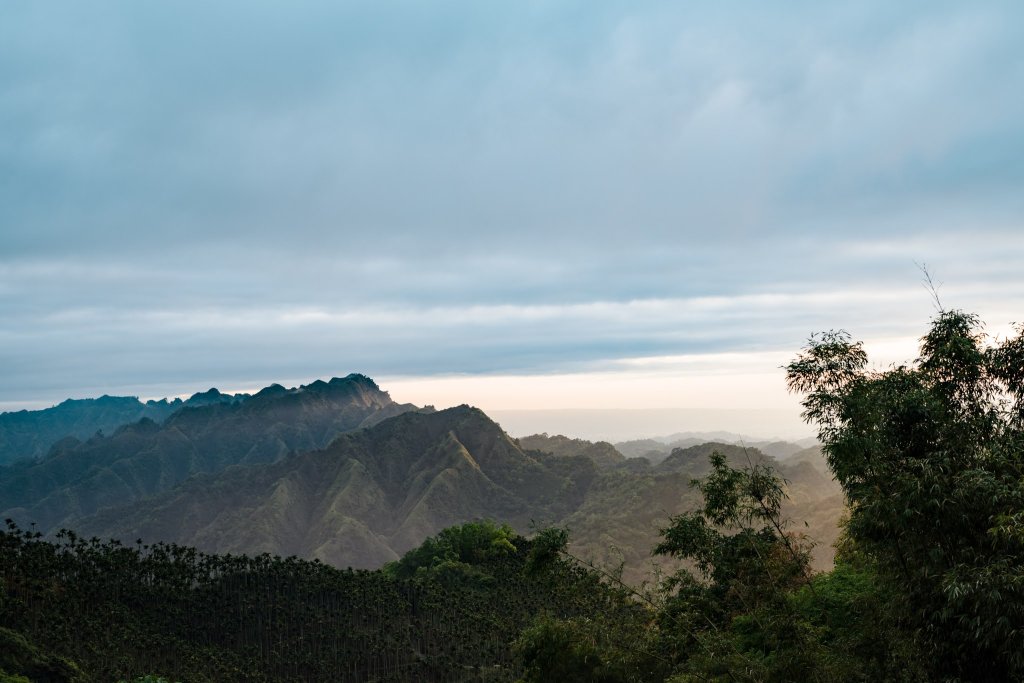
[0,373,421,533]
[329,373,379,389]
[240,375,393,409]
[366,405,513,455]
[253,383,289,399]
[53,395,140,409]
[0,375,397,468]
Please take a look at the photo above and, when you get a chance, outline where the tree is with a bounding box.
[383,520,517,586]
[515,615,628,683]
[786,310,1024,681]
[653,452,827,682]
[0,627,83,683]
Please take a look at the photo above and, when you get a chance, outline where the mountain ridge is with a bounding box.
[0,390,248,466]
[0,374,421,533]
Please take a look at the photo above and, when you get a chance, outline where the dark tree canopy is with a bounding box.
[787,310,1024,681]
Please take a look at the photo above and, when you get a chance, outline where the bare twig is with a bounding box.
[916,261,944,313]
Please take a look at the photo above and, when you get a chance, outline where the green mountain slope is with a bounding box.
[75,406,595,568]
[517,433,626,468]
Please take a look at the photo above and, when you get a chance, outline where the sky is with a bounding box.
[2,1,1022,440]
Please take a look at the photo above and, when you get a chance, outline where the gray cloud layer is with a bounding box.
[2,1,1022,407]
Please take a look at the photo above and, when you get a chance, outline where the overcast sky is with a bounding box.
[2,1,1022,438]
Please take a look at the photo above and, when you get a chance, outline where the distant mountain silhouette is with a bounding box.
[0,390,245,466]
[518,433,626,468]
[0,374,419,532]
[655,441,774,473]
[615,433,819,465]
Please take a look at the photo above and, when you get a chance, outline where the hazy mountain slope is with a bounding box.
[560,466,697,583]
[0,374,417,533]
[613,438,670,460]
[518,433,626,468]
[75,406,593,568]
[517,438,841,580]
[784,444,830,473]
[747,439,806,460]
[516,438,841,581]
[655,441,773,474]
[561,442,843,583]
[656,441,841,564]
[0,391,244,466]
[616,435,819,466]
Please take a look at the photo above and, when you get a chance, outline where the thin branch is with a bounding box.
[916,261,944,314]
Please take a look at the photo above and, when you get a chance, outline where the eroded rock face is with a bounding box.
[74,405,590,568]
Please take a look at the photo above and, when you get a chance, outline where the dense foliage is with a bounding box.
[787,310,1024,680]
[384,520,518,585]
[0,520,641,683]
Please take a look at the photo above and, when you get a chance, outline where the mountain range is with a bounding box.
[0,374,420,533]
[0,375,842,584]
[0,390,247,466]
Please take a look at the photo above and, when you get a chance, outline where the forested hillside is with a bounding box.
[517,433,626,468]
[0,520,644,683]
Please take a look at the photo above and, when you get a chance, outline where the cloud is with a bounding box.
[0,1,1022,423]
